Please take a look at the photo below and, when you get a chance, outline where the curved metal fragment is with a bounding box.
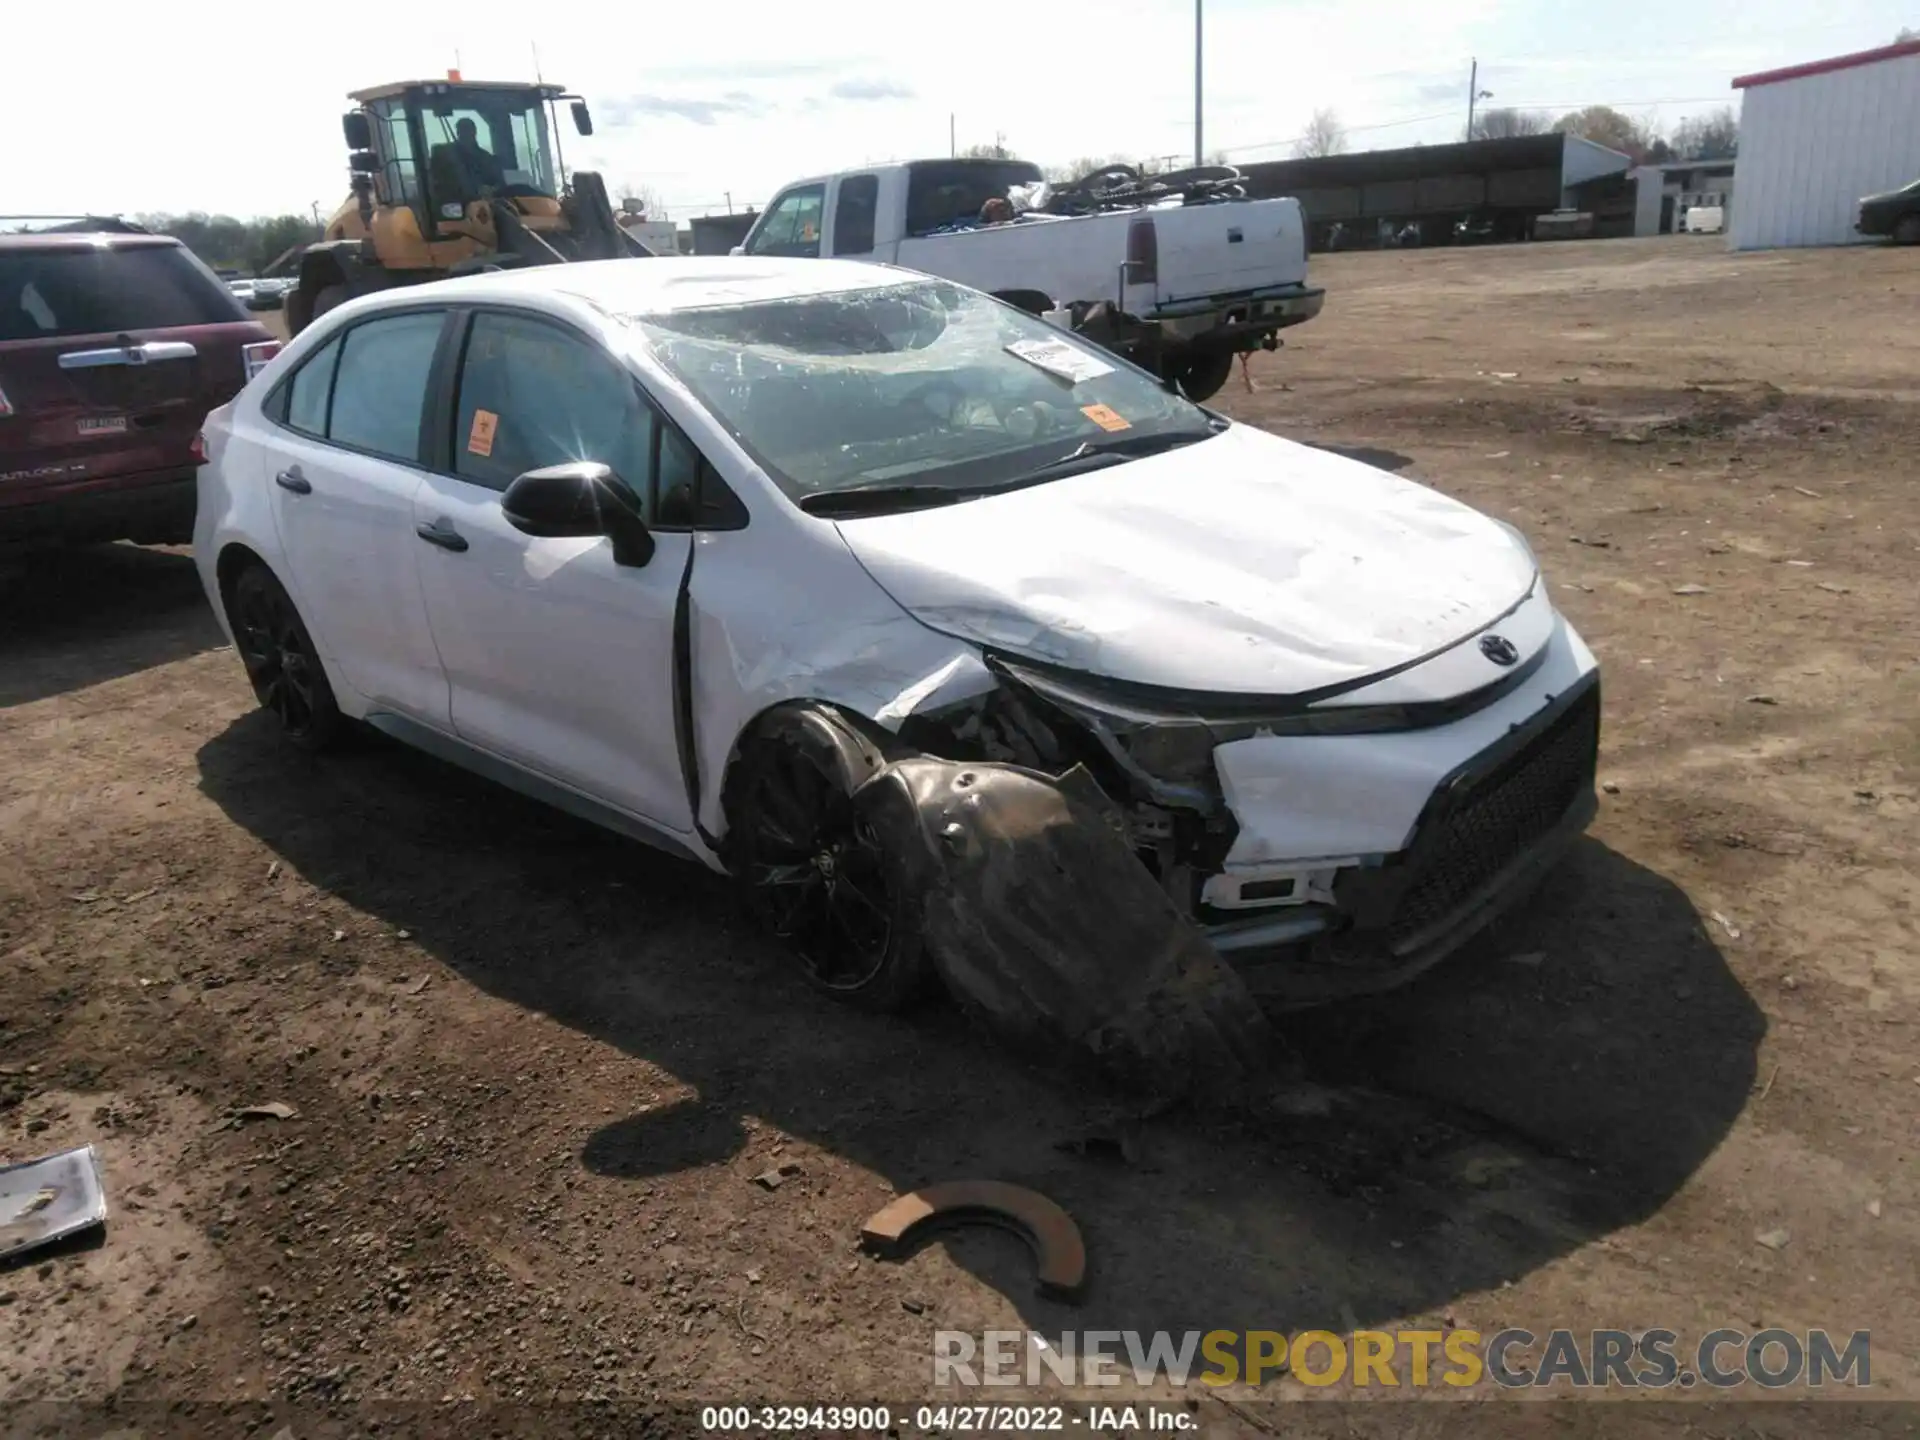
[860,1180,1088,1303]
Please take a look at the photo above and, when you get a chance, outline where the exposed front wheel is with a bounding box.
[725,706,930,1012]
[227,564,343,751]
[1894,215,1920,246]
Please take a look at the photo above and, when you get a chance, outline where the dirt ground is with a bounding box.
[3,236,1917,1434]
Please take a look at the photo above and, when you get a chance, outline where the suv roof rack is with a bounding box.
[0,214,151,236]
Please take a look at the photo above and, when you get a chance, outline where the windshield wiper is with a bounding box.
[1027,425,1221,478]
[798,484,965,517]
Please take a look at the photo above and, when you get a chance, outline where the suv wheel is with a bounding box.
[1895,214,1920,246]
[228,564,343,751]
[725,706,930,1012]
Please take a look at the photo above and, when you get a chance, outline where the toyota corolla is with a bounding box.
[193,258,1600,1080]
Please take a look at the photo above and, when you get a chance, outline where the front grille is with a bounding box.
[1387,685,1600,947]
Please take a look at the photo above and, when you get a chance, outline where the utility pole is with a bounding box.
[1194,0,1204,166]
[950,113,956,158]
[724,190,733,214]
[1467,58,1493,140]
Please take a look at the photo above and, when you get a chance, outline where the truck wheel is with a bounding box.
[1168,351,1236,403]
[1895,215,1920,246]
[311,283,352,320]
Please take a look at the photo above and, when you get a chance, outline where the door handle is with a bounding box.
[274,469,311,495]
[415,520,469,553]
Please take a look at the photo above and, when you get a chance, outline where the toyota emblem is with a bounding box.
[1479,634,1520,666]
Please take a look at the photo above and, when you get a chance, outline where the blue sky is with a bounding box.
[8,0,1915,221]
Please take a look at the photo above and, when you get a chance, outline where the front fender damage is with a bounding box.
[855,756,1277,1099]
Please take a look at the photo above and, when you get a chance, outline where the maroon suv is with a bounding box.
[0,225,279,548]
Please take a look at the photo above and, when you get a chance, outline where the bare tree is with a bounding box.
[1468,107,1551,141]
[1292,109,1347,159]
[1670,107,1739,161]
[958,138,1013,160]
[1899,26,1918,40]
[1554,104,1661,163]
[616,183,668,220]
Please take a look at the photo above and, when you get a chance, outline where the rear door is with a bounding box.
[0,239,272,501]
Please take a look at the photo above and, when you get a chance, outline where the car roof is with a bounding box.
[399,256,926,317]
[0,232,184,253]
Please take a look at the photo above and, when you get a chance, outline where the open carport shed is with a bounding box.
[1728,38,1920,250]
[1236,134,1631,247]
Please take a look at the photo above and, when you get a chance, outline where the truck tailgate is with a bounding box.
[1150,197,1306,305]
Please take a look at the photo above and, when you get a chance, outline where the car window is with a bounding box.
[904,160,1043,237]
[0,245,244,341]
[283,335,341,436]
[328,311,443,462]
[832,175,879,256]
[746,185,825,258]
[636,279,1215,505]
[452,310,655,507]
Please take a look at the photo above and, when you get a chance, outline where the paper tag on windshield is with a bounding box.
[1005,337,1114,383]
[467,409,499,457]
[1080,403,1131,432]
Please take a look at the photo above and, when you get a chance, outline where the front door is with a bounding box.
[409,308,692,830]
[266,308,451,726]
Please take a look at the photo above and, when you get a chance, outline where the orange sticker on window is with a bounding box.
[467,408,499,457]
[1080,403,1131,432]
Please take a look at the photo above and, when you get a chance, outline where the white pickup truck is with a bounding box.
[734,157,1324,402]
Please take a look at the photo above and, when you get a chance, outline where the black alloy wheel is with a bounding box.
[229,564,342,750]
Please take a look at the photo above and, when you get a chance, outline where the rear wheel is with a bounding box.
[1167,349,1236,403]
[725,707,929,1012]
[1894,214,1920,246]
[227,564,343,751]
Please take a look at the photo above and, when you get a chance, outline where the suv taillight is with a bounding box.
[190,431,209,465]
[242,340,282,380]
[1124,217,1158,286]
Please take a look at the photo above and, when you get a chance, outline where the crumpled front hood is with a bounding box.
[835,423,1538,697]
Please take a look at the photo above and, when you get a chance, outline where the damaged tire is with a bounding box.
[725,706,930,1012]
[1167,349,1236,403]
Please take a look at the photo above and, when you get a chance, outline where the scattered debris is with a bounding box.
[1746,694,1779,706]
[860,1181,1088,1303]
[330,929,346,943]
[1672,583,1710,596]
[1602,781,1621,795]
[1754,1228,1790,1252]
[901,1298,927,1315]
[396,928,413,941]
[1867,1200,1882,1219]
[1785,559,1814,567]
[1710,911,1742,941]
[401,976,431,996]
[1484,450,1511,459]
[267,860,282,881]
[1755,1065,1780,1103]
[1569,535,1612,548]
[1817,582,1852,594]
[753,1162,803,1191]
[0,1144,107,1262]
[217,1101,299,1131]
[1793,486,1821,498]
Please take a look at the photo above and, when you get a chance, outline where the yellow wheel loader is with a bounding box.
[286,76,648,336]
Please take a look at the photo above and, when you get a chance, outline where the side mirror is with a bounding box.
[571,100,593,136]
[502,461,654,567]
[342,111,373,151]
[728,244,745,256]
[349,149,379,176]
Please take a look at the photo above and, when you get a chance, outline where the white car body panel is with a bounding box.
[194,257,1598,935]
[832,422,1539,695]
[1213,612,1596,869]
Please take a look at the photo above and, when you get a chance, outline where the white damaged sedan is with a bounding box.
[194,257,1599,1061]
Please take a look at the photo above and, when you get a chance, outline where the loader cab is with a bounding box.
[342,79,592,243]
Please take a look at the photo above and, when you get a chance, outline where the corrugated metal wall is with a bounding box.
[1731,51,1920,249]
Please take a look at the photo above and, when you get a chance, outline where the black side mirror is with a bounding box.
[502,461,654,567]
[348,149,379,177]
[342,111,372,151]
[571,100,594,136]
